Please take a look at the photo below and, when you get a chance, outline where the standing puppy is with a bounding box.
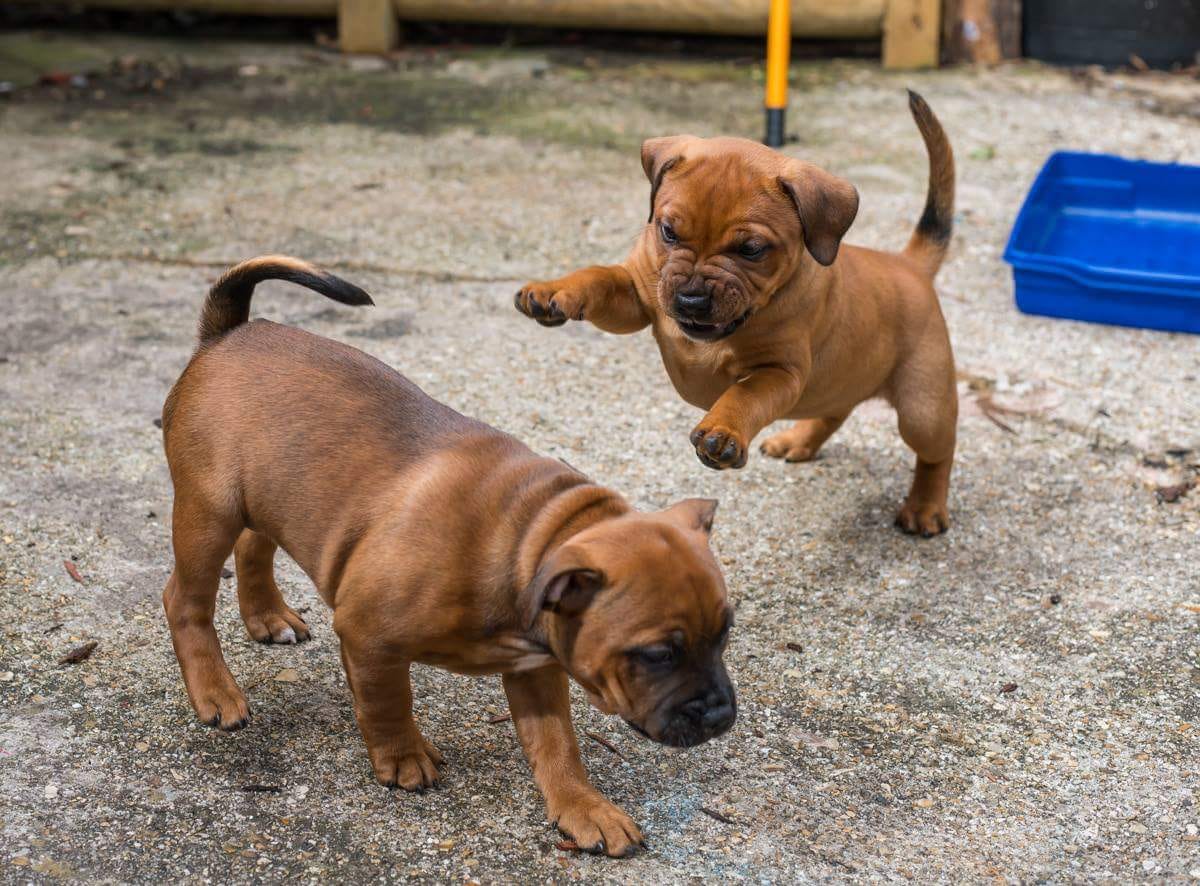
[515,91,957,536]
[162,257,736,857]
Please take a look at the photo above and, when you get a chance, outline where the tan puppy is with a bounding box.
[161,257,735,857]
[515,91,957,536]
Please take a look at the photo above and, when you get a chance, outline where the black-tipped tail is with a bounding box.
[198,255,373,345]
[903,90,955,278]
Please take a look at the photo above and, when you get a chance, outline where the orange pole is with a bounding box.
[764,0,790,146]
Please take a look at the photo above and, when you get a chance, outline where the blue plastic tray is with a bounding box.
[1003,151,1200,334]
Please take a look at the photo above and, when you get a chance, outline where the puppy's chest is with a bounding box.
[658,337,741,410]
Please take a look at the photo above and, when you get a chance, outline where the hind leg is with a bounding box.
[234,529,310,644]
[760,415,848,462]
[892,366,957,537]
[163,498,250,730]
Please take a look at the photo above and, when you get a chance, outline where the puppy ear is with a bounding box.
[661,497,718,535]
[641,135,692,222]
[522,547,607,630]
[778,162,859,266]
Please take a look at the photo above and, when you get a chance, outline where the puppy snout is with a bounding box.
[679,686,736,738]
[673,286,712,319]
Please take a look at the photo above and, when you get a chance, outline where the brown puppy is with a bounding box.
[515,91,958,536]
[161,257,735,857]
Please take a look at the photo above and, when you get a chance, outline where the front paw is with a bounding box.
[514,281,584,327]
[368,735,443,792]
[689,423,748,470]
[550,792,644,858]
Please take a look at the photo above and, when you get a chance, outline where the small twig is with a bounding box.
[63,560,84,584]
[700,806,735,825]
[487,712,511,724]
[585,731,625,760]
[784,642,803,653]
[43,623,64,634]
[240,784,282,793]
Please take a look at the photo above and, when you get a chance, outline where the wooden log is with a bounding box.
[390,0,887,39]
[882,0,942,69]
[340,0,399,53]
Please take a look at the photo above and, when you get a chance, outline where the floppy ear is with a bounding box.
[778,162,859,266]
[521,547,607,630]
[641,135,692,222]
[661,497,718,536]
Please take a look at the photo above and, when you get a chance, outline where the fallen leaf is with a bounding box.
[915,797,934,808]
[1156,480,1194,503]
[1000,682,1018,694]
[555,839,580,852]
[784,642,804,653]
[274,668,301,683]
[58,640,97,665]
[487,712,510,724]
[63,560,83,584]
[793,731,840,750]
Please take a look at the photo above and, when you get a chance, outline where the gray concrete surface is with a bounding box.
[1,31,1199,883]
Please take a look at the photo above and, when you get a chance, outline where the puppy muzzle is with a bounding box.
[623,681,737,748]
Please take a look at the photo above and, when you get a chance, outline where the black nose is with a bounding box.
[681,687,736,736]
[673,287,712,318]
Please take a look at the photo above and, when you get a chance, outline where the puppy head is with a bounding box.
[524,498,736,748]
[641,135,859,341]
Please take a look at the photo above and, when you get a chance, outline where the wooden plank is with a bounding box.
[883,0,942,69]
[339,0,399,54]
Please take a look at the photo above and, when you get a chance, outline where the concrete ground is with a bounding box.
[1,28,1198,884]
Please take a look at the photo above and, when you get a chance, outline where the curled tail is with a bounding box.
[903,90,955,278]
[198,254,373,345]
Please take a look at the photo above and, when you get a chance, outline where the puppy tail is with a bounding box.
[902,90,955,279]
[198,255,373,345]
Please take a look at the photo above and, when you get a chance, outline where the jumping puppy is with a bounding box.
[162,256,735,857]
[515,91,957,536]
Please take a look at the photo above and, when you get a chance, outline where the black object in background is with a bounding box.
[1024,0,1200,68]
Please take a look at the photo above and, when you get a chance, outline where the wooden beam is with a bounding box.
[339,0,399,54]
[883,0,942,69]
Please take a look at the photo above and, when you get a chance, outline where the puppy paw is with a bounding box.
[370,736,443,792]
[193,679,252,732]
[514,281,584,327]
[894,499,950,537]
[759,429,819,463]
[689,423,748,470]
[551,793,644,858]
[242,604,310,645]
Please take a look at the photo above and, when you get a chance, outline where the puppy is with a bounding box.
[515,91,958,536]
[161,256,735,857]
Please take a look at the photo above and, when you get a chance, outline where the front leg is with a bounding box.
[690,366,805,470]
[514,264,649,334]
[503,666,643,857]
[339,642,442,792]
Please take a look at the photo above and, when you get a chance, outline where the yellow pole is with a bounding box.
[764,0,790,146]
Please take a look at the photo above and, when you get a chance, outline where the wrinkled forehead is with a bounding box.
[595,528,730,637]
[659,147,793,238]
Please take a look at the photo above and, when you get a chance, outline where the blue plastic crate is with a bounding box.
[1003,151,1200,334]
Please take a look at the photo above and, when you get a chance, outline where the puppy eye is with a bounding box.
[660,222,678,245]
[737,241,768,261]
[630,645,675,667]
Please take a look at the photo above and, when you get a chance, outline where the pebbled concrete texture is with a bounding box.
[1,30,1199,884]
